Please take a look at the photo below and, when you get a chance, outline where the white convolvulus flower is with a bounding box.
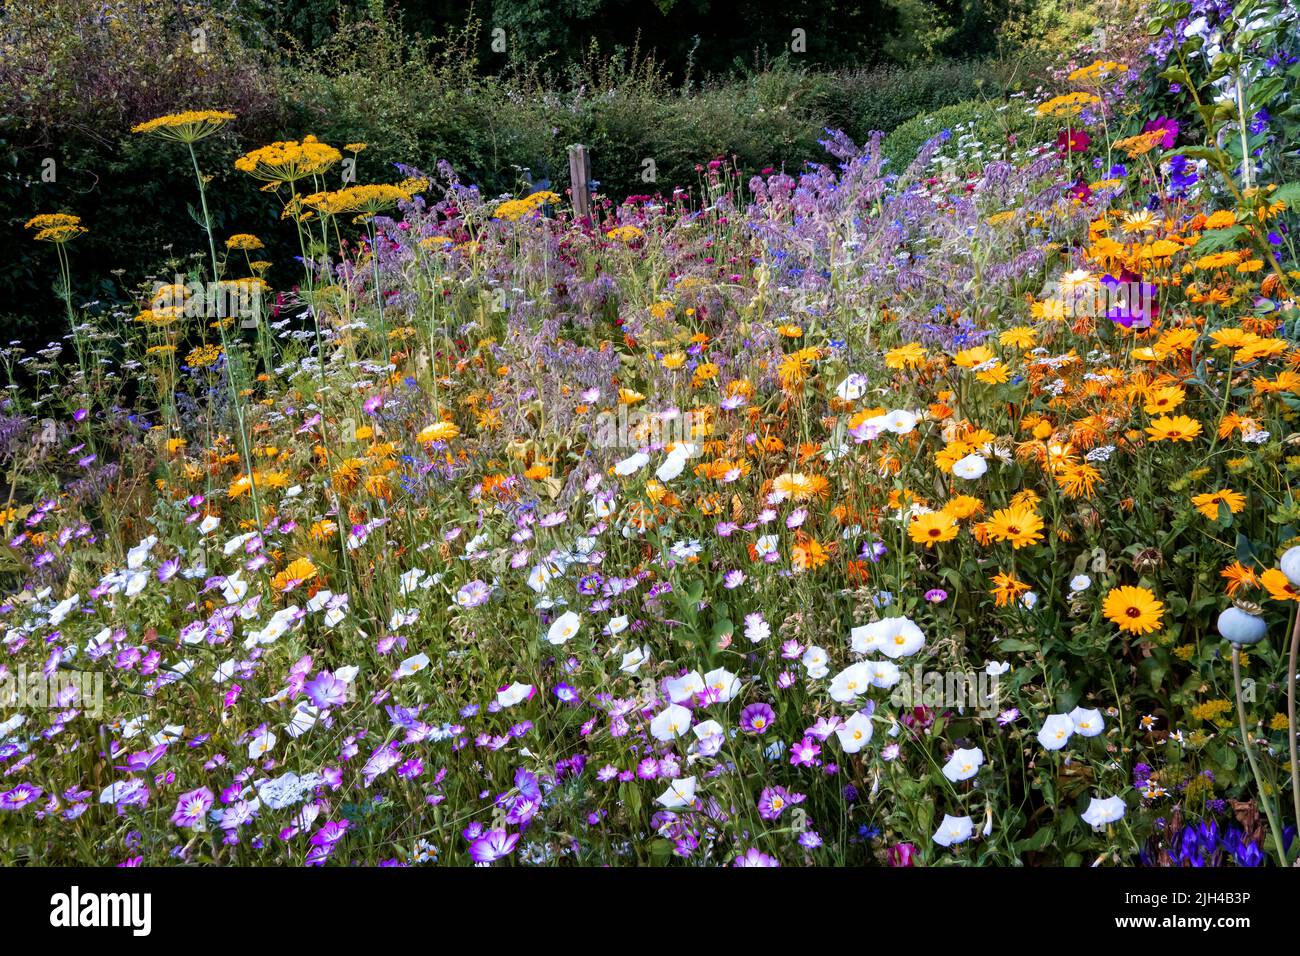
[1081,794,1126,828]
[867,659,901,688]
[614,451,649,476]
[198,514,220,534]
[942,747,985,782]
[882,409,919,434]
[1068,707,1105,737]
[951,453,987,480]
[655,450,688,482]
[526,563,554,593]
[247,730,277,759]
[932,814,974,847]
[836,373,868,400]
[801,645,829,679]
[666,671,705,702]
[650,703,692,741]
[394,653,430,678]
[835,711,873,754]
[828,662,872,703]
[1037,713,1075,750]
[620,646,650,673]
[655,776,697,809]
[852,615,926,659]
[126,535,157,569]
[496,682,533,707]
[1069,574,1092,592]
[604,615,629,636]
[703,667,740,702]
[545,610,581,645]
[47,594,79,626]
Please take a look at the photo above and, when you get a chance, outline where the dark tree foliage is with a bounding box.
[269,0,1009,72]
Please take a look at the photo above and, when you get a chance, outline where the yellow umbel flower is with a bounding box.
[131,110,235,142]
[235,135,341,183]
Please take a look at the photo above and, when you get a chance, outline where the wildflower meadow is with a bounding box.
[3,0,1300,889]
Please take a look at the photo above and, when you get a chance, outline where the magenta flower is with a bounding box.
[469,828,520,863]
[733,847,780,866]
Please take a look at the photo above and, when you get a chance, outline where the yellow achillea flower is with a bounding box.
[1145,415,1202,442]
[606,225,645,242]
[1068,60,1128,83]
[908,511,959,547]
[186,345,223,368]
[1035,91,1100,117]
[983,504,1044,549]
[1103,585,1165,634]
[131,110,235,142]
[1190,488,1246,519]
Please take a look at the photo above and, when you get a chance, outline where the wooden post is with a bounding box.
[568,144,591,220]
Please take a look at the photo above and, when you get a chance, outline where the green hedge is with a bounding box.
[881,98,1042,174]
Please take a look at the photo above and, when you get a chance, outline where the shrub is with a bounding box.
[881,98,1043,175]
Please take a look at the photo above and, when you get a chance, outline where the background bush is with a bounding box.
[1,0,1056,342]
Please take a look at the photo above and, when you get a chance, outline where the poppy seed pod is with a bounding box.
[1217,606,1267,645]
[1280,546,1300,588]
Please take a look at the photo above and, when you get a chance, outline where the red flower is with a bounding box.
[1057,129,1091,153]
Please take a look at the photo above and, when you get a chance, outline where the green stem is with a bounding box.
[1232,646,1288,865]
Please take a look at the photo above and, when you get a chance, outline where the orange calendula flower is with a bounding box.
[983,504,1044,549]
[1145,415,1202,442]
[990,571,1031,607]
[885,343,926,369]
[1103,585,1165,635]
[908,512,959,547]
[272,557,319,592]
[791,534,829,571]
[1190,488,1246,520]
[1220,561,1258,596]
[1261,568,1300,602]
